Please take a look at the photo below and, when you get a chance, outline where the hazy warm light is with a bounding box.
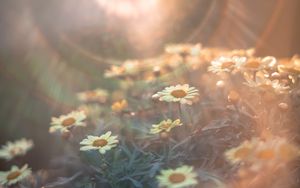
[95,0,158,19]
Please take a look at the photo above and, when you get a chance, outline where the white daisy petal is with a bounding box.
[0,139,33,161]
[152,84,199,105]
[79,132,118,154]
[156,165,198,188]
[0,164,31,186]
[49,111,87,134]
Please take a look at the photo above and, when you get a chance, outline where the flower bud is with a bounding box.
[228,90,240,104]
[153,66,161,77]
[159,132,169,140]
[278,102,288,111]
[216,80,225,88]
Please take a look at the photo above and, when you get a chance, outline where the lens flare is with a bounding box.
[95,0,158,19]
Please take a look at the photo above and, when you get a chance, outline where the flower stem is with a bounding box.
[177,103,183,120]
[252,71,257,81]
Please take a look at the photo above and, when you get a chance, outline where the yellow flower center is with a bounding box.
[7,171,21,181]
[161,123,171,129]
[256,149,275,160]
[244,60,260,69]
[234,147,251,159]
[93,139,108,147]
[171,89,187,98]
[62,117,76,127]
[221,61,235,69]
[169,173,186,184]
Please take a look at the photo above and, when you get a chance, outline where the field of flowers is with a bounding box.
[1,44,300,188]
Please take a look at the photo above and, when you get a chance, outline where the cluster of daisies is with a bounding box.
[104,44,205,83]
[0,139,33,186]
[225,137,300,171]
[208,54,300,94]
[46,83,202,188]
[2,43,300,188]
[206,48,300,185]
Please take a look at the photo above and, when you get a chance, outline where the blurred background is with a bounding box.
[0,0,299,170]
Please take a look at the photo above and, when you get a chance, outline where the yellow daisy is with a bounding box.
[156,165,198,188]
[150,119,182,134]
[111,99,128,113]
[152,84,199,105]
[0,164,31,186]
[208,56,246,73]
[49,111,86,133]
[80,131,118,154]
[0,139,33,160]
[77,89,108,103]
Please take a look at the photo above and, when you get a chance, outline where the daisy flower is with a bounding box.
[104,65,125,78]
[0,139,33,160]
[252,138,299,164]
[156,165,198,188]
[152,84,199,105]
[248,139,283,171]
[49,111,86,133]
[237,56,276,71]
[225,139,257,164]
[80,131,118,154]
[122,60,140,75]
[208,56,246,73]
[225,137,300,171]
[150,119,182,134]
[111,99,128,113]
[277,56,300,83]
[244,72,289,93]
[77,89,108,103]
[238,58,264,71]
[0,164,31,186]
